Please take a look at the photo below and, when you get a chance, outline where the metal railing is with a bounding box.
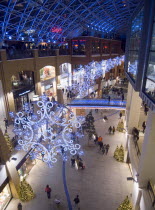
[6,49,33,60]
[59,49,69,55]
[38,49,56,57]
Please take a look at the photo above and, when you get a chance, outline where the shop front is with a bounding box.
[11,71,35,111]
[59,63,72,90]
[13,87,35,111]
[16,152,36,181]
[0,165,12,210]
[40,66,56,97]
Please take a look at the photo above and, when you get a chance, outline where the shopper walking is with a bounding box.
[71,156,75,167]
[102,145,106,155]
[73,195,80,209]
[122,93,124,102]
[108,95,111,103]
[144,104,148,115]
[4,118,9,129]
[105,144,110,155]
[17,203,22,210]
[119,112,122,119]
[98,141,103,150]
[142,121,146,133]
[98,136,103,142]
[108,126,112,134]
[112,126,115,134]
[45,185,52,199]
[94,135,98,144]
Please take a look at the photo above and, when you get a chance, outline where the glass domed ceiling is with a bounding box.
[0,0,143,42]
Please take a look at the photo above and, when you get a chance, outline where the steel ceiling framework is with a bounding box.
[0,0,143,43]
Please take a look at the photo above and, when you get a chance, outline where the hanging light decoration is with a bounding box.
[70,55,124,97]
[9,95,84,168]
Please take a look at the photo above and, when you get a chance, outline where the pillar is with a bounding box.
[6,160,20,198]
[138,110,155,188]
[126,87,142,134]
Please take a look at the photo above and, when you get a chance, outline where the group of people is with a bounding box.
[108,126,115,134]
[71,155,85,170]
[94,135,110,155]
[44,185,80,209]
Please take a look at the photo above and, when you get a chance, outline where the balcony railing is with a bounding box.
[38,49,56,57]
[6,49,33,60]
[59,49,69,55]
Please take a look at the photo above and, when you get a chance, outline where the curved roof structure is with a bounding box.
[0,0,143,42]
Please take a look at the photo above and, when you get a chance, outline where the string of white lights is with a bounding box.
[71,55,124,97]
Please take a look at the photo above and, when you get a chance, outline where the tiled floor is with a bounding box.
[6,109,133,210]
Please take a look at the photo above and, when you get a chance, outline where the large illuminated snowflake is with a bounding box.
[10,95,84,167]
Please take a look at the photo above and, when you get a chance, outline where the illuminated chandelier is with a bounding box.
[9,95,84,168]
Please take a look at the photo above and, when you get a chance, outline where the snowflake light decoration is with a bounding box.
[10,96,84,168]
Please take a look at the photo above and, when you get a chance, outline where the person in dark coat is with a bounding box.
[98,141,103,150]
[71,156,75,167]
[102,145,106,155]
[17,203,22,210]
[119,112,122,119]
[142,121,146,133]
[73,195,80,209]
[108,126,112,134]
[105,144,110,155]
[122,94,124,102]
[112,126,115,134]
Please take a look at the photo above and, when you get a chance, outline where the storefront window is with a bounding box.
[59,63,72,88]
[102,43,110,54]
[72,40,86,55]
[18,157,36,181]
[92,40,100,54]
[40,66,56,97]
[111,44,118,54]
[144,20,155,101]
[127,8,144,81]
[12,71,34,90]
[0,184,11,210]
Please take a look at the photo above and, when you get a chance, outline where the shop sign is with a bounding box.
[19,90,30,96]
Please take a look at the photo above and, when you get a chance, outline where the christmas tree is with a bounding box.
[4,133,13,152]
[85,111,96,144]
[117,120,124,132]
[114,145,119,161]
[118,145,124,162]
[18,179,35,202]
[117,196,132,210]
[114,145,124,162]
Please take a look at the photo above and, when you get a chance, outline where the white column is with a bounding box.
[126,88,142,134]
[138,110,155,188]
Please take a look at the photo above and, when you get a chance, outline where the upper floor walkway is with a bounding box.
[68,98,126,109]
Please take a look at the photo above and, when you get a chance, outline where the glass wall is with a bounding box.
[144,22,155,101]
[127,8,144,80]
[92,40,100,54]
[72,39,86,55]
[102,42,110,54]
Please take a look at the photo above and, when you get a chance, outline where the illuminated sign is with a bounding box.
[19,90,30,96]
[51,27,62,33]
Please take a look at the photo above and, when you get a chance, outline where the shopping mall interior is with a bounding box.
[0,0,155,210]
